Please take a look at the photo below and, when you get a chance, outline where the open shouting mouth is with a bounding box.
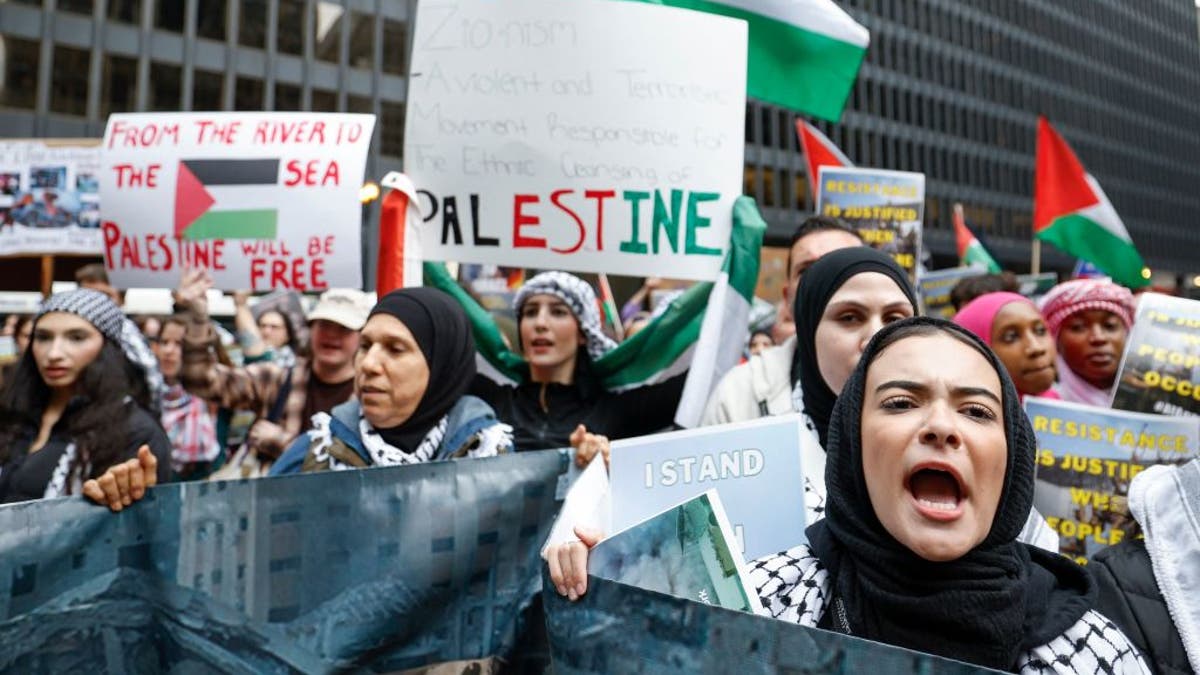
[906,462,967,522]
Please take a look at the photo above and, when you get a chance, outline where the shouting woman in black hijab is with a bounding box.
[751,317,1150,673]
[271,287,512,474]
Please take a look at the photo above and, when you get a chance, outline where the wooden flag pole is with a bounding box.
[1030,239,1042,276]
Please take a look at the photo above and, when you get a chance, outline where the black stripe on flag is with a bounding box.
[182,159,279,185]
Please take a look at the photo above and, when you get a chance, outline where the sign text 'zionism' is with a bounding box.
[404,0,747,281]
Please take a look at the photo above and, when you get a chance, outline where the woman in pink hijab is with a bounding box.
[954,292,1061,401]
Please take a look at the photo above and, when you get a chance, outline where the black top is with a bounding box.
[0,399,173,504]
[471,370,687,451]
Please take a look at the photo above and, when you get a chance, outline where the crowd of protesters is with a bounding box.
[0,218,1196,673]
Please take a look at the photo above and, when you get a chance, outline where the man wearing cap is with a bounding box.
[177,269,371,471]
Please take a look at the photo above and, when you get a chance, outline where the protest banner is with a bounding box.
[1026,397,1200,562]
[589,490,763,614]
[1015,271,1057,298]
[0,452,563,672]
[0,140,103,255]
[99,112,374,290]
[405,0,747,281]
[916,265,988,319]
[608,415,810,560]
[543,571,1006,674]
[815,166,924,276]
[1112,293,1200,418]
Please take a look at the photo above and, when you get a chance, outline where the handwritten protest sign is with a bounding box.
[405,0,747,281]
[0,140,102,255]
[608,415,809,560]
[1026,397,1200,562]
[917,266,988,318]
[99,112,374,290]
[815,166,924,276]
[1112,293,1200,418]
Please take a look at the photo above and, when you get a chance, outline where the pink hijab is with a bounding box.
[953,292,1061,401]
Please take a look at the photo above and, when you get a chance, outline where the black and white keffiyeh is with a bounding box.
[42,442,84,498]
[307,410,510,471]
[514,271,616,361]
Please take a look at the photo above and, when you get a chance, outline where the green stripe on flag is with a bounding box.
[425,262,528,383]
[183,210,278,240]
[1037,214,1148,288]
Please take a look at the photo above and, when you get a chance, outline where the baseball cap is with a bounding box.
[307,289,372,330]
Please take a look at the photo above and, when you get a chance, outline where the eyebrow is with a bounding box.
[874,379,1002,405]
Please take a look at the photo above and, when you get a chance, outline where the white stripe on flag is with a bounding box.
[713,0,870,47]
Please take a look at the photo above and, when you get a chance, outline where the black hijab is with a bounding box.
[806,317,1094,671]
[366,288,476,452]
[790,247,918,446]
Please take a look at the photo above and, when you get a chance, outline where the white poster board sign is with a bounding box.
[0,140,103,255]
[405,0,747,281]
[100,112,375,290]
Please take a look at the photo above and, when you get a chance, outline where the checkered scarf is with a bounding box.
[514,272,617,361]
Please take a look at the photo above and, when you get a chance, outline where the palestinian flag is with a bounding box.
[633,0,869,121]
[426,196,766,428]
[1034,117,1148,288]
[175,159,279,240]
[953,203,1001,273]
[795,118,852,185]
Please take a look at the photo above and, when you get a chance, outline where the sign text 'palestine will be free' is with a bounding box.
[405,0,748,282]
[100,112,375,290]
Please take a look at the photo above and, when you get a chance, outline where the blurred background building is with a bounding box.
[1,0,1198,288]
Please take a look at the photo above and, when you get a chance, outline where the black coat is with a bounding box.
[471,369,687,451]
[1092,539,1192,675]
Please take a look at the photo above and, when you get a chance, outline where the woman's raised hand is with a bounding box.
[82,445,158,512]
[546,525,603,601]
[569,424,610,469]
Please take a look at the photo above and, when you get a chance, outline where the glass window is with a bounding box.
[50,46,90,116]
[311,88,337,111]
[239,0,266,48]
[382,18,406,75]
[101,54,137,117]
[275,82,301,111]
[0,36,39,111]
[380,101,404,156]
[235,77,263,110]
[349,12,375,70]
[197,0,227,41]
[149,61,181,111]
[347,95,372,114]
[314,1,343,64]
[193,69,224,110]
[156,0,186,32]
[277,0,304,56]
[59,0,94,14]
[108,0,141,23]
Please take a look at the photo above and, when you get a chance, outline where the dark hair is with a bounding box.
[871,321,994,366]
[74,263,110,285]
[0,339,151,484]
[257,309,296,350]
[949,272,1019,311]
[12,314,32,339]
[785,215,864,273]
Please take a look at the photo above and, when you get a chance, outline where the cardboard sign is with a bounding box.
[1026,397,1200,562]
[1112,293,1200,418]
[405,0,747,281]
[0,140,103,255]
[100,112,375,290]
[608,415,809,560]
[916,265,988,319]
[815,166,924,276]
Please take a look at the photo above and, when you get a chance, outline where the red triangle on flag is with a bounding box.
[1034,117,1098,233]
[953,204,974,259]
[174,160,216,239]
[795,119,852,186]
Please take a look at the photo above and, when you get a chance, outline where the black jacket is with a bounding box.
[1092,539,1191,675]
[471,368,687,451]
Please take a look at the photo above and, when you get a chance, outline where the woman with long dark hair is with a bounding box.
[0,289,172,509]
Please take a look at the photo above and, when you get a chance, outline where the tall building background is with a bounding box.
[1,0,1198,287]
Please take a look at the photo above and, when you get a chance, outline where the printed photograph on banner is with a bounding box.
[815,166,924,277]
[1111,293,1200,418]
[99,112,375,290]
[607,414,810,560]
[0,140,103,256]
[404,0,747,282]
[916,266,988,318]
[1026,397,1200,563]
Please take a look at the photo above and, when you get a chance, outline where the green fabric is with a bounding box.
[1038,214,1149,288]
